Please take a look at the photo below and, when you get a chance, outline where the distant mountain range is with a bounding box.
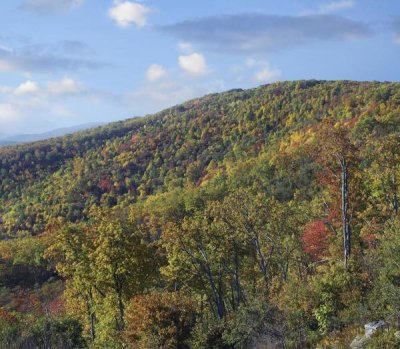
[0,122,104,146]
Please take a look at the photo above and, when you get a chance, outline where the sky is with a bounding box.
[0,0,399,134]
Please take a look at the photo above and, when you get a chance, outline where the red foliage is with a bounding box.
[98,176,113,191]
[0,308,17,324]
[360,219,381,248]
[302,220,332,261]
[48,298,65,316]
[315,168,338,189]
[131,134,141,145]
[119,142,131,152]
[14,289,41,315]
[125,291,197,348]
[362,233,377,243]
[327,205,342,230]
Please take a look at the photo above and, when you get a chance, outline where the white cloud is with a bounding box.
[14,80,39,96]
[46,78,82,95]
[233,59,282,84]
[178,53,207,77]
[396,35,400,45]
[0,104,19,123]
[0,97,77,134]
[0,78,83,97]
[126,77,225,114]
[0,78,111,134]
[108,1,151,27]
[146,64,167,82]
[253,67,281,83]
[319,0,355,14]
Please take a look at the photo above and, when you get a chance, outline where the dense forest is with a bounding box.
[1,80,400,348]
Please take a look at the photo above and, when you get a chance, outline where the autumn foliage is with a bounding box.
[0,81,400,347]
[124,292,197,349]
[302,220,332,261]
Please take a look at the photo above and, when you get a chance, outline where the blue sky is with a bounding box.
[0,0,399,134]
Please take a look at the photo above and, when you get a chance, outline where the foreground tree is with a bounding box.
[90,207,156,333]
[45,208,158,345]
[365,133,400,218]
[44,219,98,341]
[314,118,359,268]
[162,189,305,331]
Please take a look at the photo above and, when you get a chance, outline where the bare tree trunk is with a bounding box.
[198,245,225,320]
[206,265,225,320]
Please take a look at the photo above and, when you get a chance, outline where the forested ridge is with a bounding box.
[1,80,400,348]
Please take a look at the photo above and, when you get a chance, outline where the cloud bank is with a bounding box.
[0,40,104,74]
[159,13,372,54]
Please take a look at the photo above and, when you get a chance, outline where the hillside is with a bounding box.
[1,80,398,237]
[1,80,400,348]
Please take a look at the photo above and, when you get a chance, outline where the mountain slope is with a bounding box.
[0,80,399,236]
[1,80,400,348]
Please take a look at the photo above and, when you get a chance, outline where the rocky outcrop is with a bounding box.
[350,320,386,348]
